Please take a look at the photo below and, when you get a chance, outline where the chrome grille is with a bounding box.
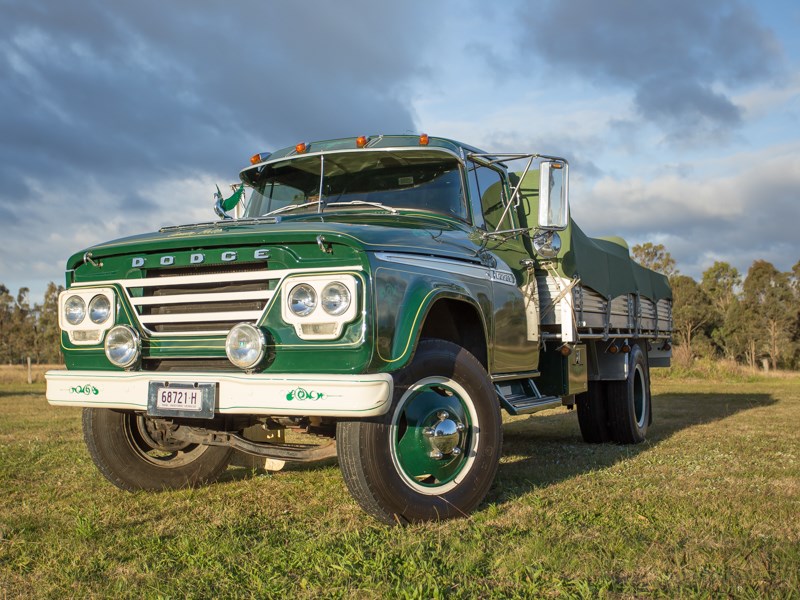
[125,269,280,336]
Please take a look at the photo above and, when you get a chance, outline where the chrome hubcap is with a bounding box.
[423,410,466,459]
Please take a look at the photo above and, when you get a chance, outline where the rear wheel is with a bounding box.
[337,340,502,524]
[83,408,233,491]
[607,344,651,444]
[576,381,610,443]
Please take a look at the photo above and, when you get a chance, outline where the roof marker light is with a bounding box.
[250,152,272,165]
[356,135,368,148]
[295,142,308,154]
[419,133,429,146]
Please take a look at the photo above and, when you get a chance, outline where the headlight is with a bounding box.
[59,288,116,346]
[88,295,112,324]
[64,295,86,325]
[225,323,266,370]
[281,274,359,340]
[104,325,141,369]
[288,284,317,317]
[533,230,562,259]
[321,282,351,316]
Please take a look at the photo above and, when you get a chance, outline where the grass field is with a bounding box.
[1,366,798,598]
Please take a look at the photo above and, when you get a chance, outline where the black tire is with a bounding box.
[606,344,651,444]
[337,339,502,524]
[576,381,610,443]
[82,408,233,491]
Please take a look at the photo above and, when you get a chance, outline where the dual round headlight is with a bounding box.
[64,295,87,325]
[64,294,112,326]
[88,295,111,324]
[225,323,266,370]
[289,284,317,317]
[288,282,351,317]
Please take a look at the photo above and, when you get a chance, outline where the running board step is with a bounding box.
[495,379,563,416]
[498,394,563,416]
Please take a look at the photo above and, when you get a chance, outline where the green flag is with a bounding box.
[216,184,245,212]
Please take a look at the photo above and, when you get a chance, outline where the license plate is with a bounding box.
[156,386,202,411]
[147,382,216,419]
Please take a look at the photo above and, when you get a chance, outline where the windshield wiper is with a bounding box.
[323,200,398,214]
[262,200,322,217]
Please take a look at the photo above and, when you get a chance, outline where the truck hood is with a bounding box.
[68,213,483,270]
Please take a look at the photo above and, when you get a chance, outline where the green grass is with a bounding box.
[1,371,799,598]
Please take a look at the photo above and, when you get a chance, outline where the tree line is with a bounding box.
[0,282,64,365]
[633,243,800,370]
[2,247,799,369]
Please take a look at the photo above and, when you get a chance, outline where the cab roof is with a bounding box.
[250,134,487,166]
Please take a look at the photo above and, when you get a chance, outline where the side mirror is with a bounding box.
[538,161,569,230]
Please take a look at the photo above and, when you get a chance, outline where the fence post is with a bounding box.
[27,357,32,384]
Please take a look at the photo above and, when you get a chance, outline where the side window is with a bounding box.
[467,162,511,231]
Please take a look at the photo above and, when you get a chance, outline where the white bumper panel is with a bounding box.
[45,370,393,417]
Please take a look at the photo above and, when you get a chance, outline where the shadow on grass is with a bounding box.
[210,391,775,506]
[217,455,339,484]
[0,388,45,398]
[489,391,776,504]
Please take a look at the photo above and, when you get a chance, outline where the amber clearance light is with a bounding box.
[356,135,368,148]
[419,133,429,146]
[295,142,308,154]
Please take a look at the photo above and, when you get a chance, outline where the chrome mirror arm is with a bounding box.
[214,193,233,220]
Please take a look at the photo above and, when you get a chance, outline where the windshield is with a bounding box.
[242,150,467,221]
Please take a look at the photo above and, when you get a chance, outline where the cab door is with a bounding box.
[466,160,540,374]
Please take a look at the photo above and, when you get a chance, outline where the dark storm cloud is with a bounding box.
[0,0,430,210]
[520,0,782,142]
[0,0,435,296]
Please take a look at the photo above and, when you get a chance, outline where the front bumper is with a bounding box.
[45,370,393,417]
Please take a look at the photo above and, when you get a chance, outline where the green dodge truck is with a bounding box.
[46,134,672,524]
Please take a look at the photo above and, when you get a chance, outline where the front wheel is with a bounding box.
[82,408,233,491]
[337,340,502,524]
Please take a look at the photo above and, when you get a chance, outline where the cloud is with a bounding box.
[573,143,800,278]
[0,0,436,297]
[0,1,431,179]
[519,0,783,143]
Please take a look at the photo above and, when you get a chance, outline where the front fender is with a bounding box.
[370,261,491,372]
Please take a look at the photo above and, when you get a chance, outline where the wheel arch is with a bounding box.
[419,297,488,369]
[374,285,489,372]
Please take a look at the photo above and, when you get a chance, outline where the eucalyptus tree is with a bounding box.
[743,260,794,370]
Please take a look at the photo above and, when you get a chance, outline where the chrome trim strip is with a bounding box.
[131,290,274,306]
[138,310,264,325]
[70,265,360,290]
[374,252,517,286]
[491,371,540,382]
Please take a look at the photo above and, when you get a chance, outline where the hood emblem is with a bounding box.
[131,248,269,269]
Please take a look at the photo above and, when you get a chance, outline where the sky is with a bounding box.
[1,0,799,301]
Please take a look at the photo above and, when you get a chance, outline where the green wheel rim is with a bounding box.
[390,378,476,493]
